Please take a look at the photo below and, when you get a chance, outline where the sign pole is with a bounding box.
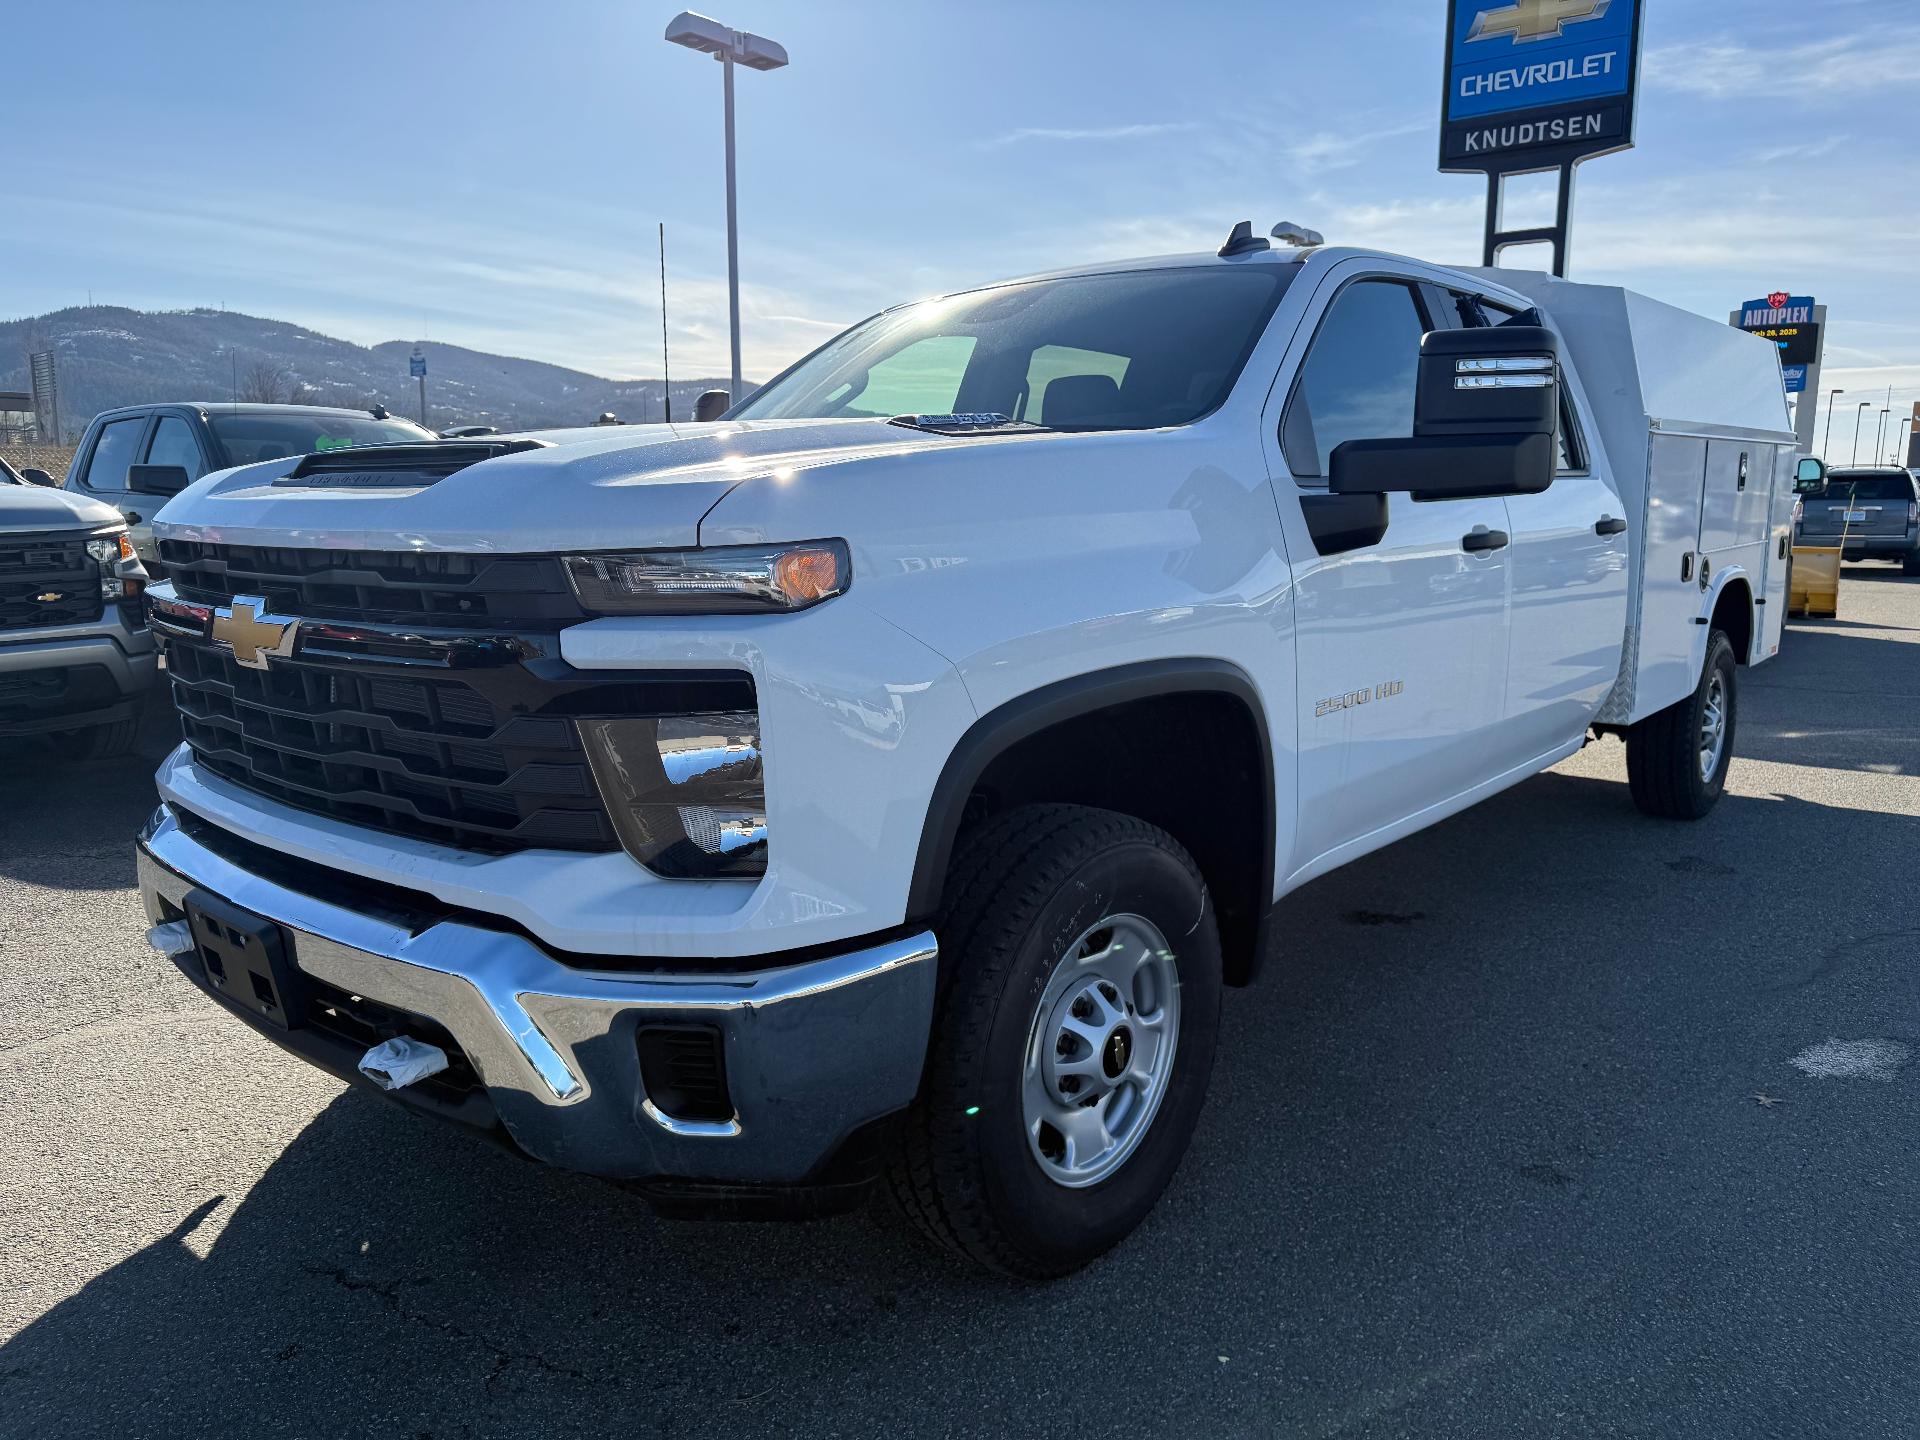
[409,347,428,429]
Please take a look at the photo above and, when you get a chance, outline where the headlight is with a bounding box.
[579,710,767,878]
[563,541,848,615]
[87,532,140,599]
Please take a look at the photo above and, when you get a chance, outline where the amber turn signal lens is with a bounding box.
[772,546,843,604]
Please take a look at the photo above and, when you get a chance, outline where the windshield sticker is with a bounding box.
[313,435,356,451]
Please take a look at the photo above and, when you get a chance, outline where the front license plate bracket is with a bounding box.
[184,889,306,1031]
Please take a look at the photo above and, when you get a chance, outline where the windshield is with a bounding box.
[733,267,1295,432]
[209,412,435,466]
[1820,474,1915,502]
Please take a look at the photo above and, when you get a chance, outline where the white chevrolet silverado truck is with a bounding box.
[136,230,1803,1276]
[1,476,154,757]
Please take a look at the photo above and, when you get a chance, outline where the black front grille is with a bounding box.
[0,532,103,632]
[169,639,617,853]
[157,540,588,628]
[167,626,756,856]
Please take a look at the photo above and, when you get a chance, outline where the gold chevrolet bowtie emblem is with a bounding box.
[35,592,62,603]
[1468,0,1610,43]
[211,596,299,670]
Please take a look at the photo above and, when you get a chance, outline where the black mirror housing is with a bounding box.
[1794,456,1828,494]
[693,389,732,423]
[127,463,192,496]
[1331,325,1560,500]
[20,467,56,487]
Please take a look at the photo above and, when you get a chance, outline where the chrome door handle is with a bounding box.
[1594,515,1627,536]
[1461,527,1510,553]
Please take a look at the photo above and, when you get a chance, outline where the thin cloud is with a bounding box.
[1646,27,1920,99]
[1747,133,1850,164]
[979,122,1195,147]
[1281,119,1429,175]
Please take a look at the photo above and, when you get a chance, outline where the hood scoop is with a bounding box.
[271,438,551,490]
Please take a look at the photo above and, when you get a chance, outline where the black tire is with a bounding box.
[47,716,138,762]
[887,804,1222,1279]
[1902,550,1920,577]
[1626,631,1736,820]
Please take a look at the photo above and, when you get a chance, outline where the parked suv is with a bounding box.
[1796,467,1920,574]
[1,481,154,758]
[65,404,435,567]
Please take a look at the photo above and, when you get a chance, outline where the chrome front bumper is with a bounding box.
[138,804,939,1184]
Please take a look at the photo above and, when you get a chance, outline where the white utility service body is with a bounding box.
[133,241,1791,1274]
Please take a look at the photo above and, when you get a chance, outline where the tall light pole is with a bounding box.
[1893,417,1912,467]
[1822,387,1845,459]
[665,11,788,404]
[1875,407,1891,462]
[1850,400,1872,464]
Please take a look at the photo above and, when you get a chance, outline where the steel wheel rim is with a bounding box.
[1699,671,1727,781]
[1022,913,1181,1189]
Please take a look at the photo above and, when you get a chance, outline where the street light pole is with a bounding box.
[722,48,740,399]
[1875,407,1891,462]
[665,11,788,407]
[1822,388,1844,459]
[1851,401,1872,465]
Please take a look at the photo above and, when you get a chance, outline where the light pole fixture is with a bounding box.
[1893,417,1913,467]
[1851,400,1872,465]
[1875,407,1891,462]
[1822,388,1844,460]
[665,10,788,407]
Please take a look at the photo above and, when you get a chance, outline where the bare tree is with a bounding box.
[239,360,290,404]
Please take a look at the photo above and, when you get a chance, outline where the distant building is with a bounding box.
[0,392,36,445]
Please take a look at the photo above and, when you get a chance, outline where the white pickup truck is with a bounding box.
[136,229,1803,1277]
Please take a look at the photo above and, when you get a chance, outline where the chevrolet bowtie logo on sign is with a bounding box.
[211,596,300,670]
[1467,0,1610,45]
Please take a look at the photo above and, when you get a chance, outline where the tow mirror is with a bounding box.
[1331,324,1559,501]
[20,467,55,487]
[693,389,732,423]
[1794,456,1828,494]
[127,463,192,497]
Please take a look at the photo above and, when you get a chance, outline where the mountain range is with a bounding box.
[0,306,753,438]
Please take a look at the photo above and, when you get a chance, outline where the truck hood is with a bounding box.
[0,484,122,532]
[152,418,966,553]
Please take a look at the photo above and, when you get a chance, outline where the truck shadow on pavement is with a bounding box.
[5,771,1918,1437]
[0,691,178,892]
[1740,620,1920,776]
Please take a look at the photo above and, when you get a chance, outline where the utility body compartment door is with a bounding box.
[1633,433,1711,718]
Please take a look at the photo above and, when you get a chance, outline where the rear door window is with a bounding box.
[81,416,147,492]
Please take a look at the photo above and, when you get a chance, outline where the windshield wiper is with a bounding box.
[887,412,1051,437]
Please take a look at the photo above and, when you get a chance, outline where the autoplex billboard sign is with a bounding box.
[1737,292,1820,394]
[1440,0,1644,174]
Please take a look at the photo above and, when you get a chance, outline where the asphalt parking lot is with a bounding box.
[3,569,1917,1439]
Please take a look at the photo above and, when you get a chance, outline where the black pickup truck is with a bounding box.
[62,403,435,569]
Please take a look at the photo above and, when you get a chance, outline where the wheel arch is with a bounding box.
[906,659,1277,986]
[1703,568,1756,665]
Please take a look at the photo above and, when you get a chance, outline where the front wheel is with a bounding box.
[888,804,1222,1278]
[1626,630,1736,819]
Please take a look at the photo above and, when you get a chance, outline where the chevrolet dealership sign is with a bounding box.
[1440,0,1643,173]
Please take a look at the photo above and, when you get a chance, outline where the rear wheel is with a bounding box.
[47,716,138,762]
[1627,631,1736,820]
[1902,550,1920,577]
[888,804,1222,1278]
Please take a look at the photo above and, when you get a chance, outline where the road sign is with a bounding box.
[409,351,427,378]
[1440,0,1643,174]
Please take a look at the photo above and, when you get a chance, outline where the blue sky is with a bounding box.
[7,0,1919,458]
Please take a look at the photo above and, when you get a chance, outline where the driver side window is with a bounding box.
[1280,280,1429,482]
[826,334,975,418]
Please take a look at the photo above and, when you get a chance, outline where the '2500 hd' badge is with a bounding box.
[1316,680,1405,718]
